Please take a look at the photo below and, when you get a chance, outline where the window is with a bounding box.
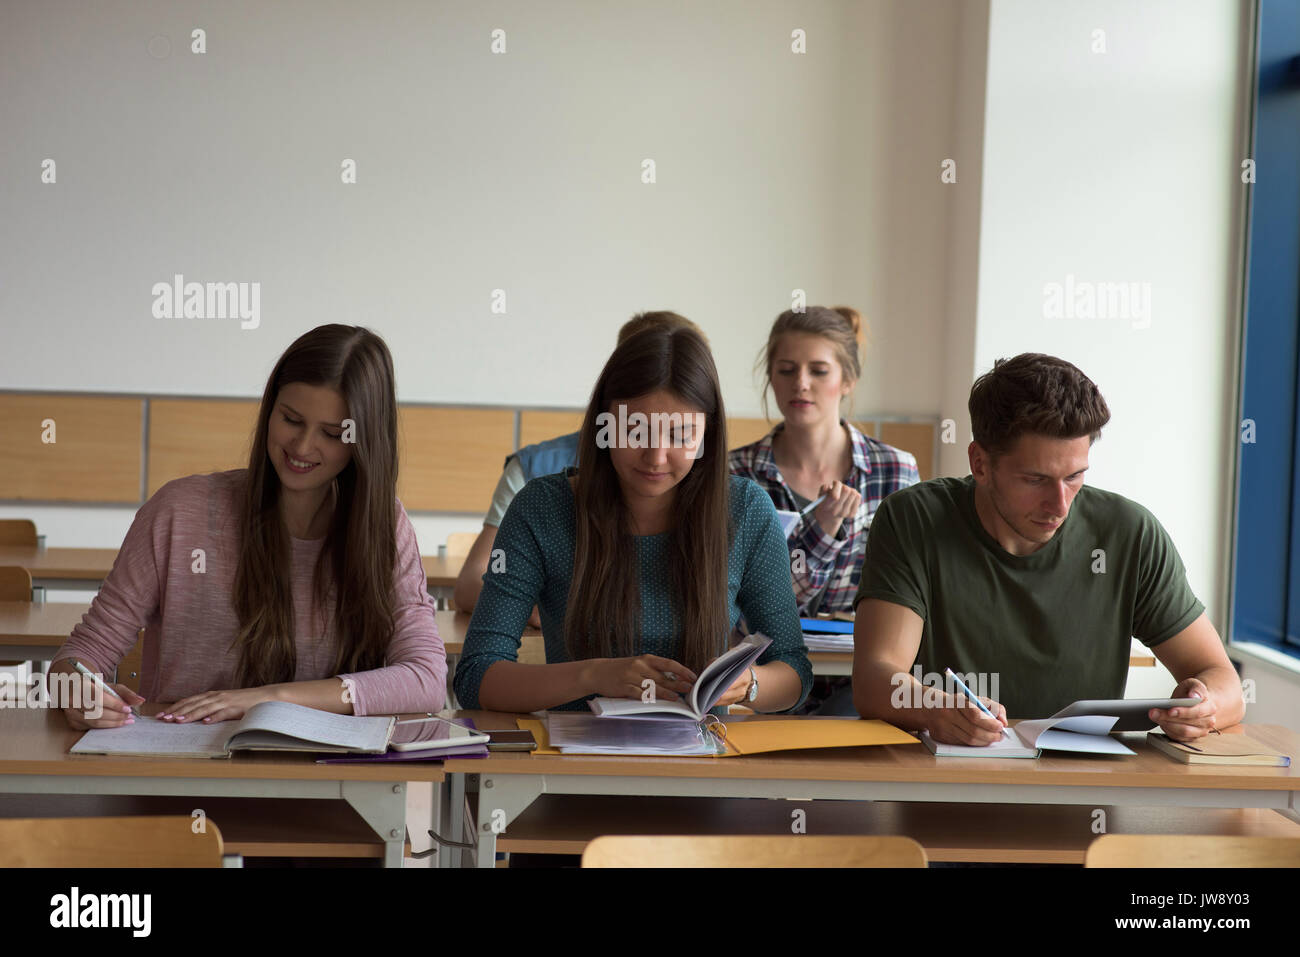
[1232,0,1300,655]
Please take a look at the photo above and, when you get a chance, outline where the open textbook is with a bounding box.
[70,700,395,759]
[589,633,773,720]
[921,698,1199,758]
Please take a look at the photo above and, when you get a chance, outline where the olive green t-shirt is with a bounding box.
[853,476,1204,719]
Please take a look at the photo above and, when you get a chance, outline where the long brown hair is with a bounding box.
[564,323,732,673]
[231,324,399,687]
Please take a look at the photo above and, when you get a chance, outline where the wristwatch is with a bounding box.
[746,666,759,703]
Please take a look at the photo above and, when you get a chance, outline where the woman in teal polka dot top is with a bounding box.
[454,321,812,713]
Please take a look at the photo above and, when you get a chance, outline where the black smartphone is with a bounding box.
[486,729,538,752]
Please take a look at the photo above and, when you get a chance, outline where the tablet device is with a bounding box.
[1053,698,1201,732]
[389,716,490,751]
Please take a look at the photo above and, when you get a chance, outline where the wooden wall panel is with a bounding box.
[878,422,937,481]
[397,407,515,513]
[148,399,259,496]
[519,410,584,448]
[725,417,776,449]
[0,395,142,502]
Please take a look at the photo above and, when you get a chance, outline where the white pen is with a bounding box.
[798,493,828,518]
[71,659,128,707]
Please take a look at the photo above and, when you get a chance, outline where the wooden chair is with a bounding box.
[0,816,225,867]
[581,834,927,868]
[0,566,32,601]
[0,519,37,546]
[1086,834,1300,868]
[116,630,145,694]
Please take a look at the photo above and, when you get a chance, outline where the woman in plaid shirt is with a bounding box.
[729,306,920,711]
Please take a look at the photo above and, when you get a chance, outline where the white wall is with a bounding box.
[0,0,958,418]
[965,0,1250,634]
[0,0,965,549]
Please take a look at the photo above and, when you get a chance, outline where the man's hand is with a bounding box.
[1149,677,1218,741]
[921,693,1008,746]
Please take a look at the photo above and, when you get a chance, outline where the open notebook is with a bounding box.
[920,697,1203,758]
[70,701,395,759]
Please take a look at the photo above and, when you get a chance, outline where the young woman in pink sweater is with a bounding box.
[53,324,446,729]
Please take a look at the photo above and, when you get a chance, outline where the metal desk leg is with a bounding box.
[440,772,466,868]
[341,780,408,868]
[473,773,544,868]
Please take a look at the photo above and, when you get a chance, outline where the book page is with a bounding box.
[1015,714,1119,747]
[230,700,393,752]
[690,634,771,715]
[70,714,231,757]
[921,726,1038,758]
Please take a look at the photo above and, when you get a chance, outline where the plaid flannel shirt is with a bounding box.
[729,420,921,615]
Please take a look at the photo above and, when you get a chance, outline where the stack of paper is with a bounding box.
[801,617,854,652]
[546,713,723,756]
[804,635,854,652]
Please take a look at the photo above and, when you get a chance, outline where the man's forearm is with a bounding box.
[1199,664,1245,729]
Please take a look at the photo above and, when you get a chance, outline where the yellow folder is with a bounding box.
[517,715,918,757]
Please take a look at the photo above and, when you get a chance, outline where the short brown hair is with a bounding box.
[757,305,865,419]
[968,353,1110,457]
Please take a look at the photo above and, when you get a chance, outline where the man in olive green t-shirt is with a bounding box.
[852,353,1242,745]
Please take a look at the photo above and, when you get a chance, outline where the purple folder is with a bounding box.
[316,743,488,764]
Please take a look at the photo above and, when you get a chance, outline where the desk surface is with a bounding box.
[0,546,119,580]
[436,608,543,658]
[422,554,462,588]
[0,545,464,589]
[0,601,89,643]
[0,705,445,784]
[446,711,1300,791]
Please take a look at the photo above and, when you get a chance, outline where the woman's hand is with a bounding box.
[158,686,279,724]
[811,481,862,538]
[584,655,697,703]
[712,666,753,708]
[63,681,146,730]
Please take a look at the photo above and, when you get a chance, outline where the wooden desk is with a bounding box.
[0,601,89,661]
[478,794,1300,865]
[436,609,543,709]
[444,713,1300,867]
[422,554,462,606]
[0,546,119,593]
[0,706,446,867]
[0,546,464,602]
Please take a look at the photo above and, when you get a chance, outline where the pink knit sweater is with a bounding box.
[54,470,446,715]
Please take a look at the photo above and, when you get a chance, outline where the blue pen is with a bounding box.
[944,668,1000,723]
